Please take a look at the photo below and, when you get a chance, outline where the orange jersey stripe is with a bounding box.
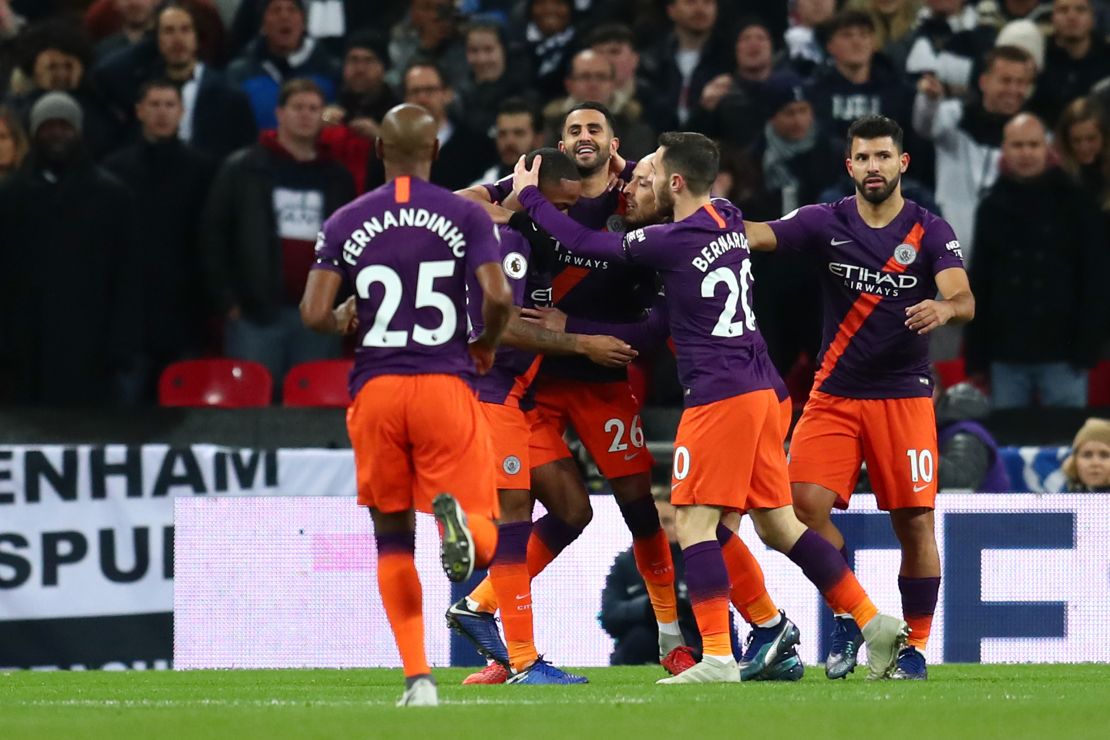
[551,266,590,304]
[704,203,727,228]
[395,176,411,204]
[505,355,544,408]
[812,223,925,390]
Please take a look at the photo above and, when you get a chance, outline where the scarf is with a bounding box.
[762,121,816,191]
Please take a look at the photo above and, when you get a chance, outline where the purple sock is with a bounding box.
[839,545,850,564]
[618,495,662,540]
[375,530,415,556]
[681,541,731,602]
[493,521,531,565]
[899,576,940,617]
[532,514,583,557]
[787,529,849,592]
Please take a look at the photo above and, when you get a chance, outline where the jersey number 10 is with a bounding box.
[356,260,457,347]
[702,259,756,338]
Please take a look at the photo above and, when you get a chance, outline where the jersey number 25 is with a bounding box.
[356,260,457,347]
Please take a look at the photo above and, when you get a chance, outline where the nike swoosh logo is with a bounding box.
[514,594,529,600]
[913,484,930,493]
[830,238,853,246]
[670,481,683,491]
[623,452,640,461]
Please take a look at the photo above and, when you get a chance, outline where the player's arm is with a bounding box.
[742,221,779,252]
[526,291,671,353]
[470,262,513,373]
[512,154,629,262]
[904,267,975,335]
[457,183,515,224]
[300,270,358,335]
[503,308,638,367]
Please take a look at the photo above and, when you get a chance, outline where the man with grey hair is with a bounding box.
[0,91,139,405]
[965,113,1108,408]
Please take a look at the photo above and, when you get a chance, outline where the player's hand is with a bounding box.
[917,73,944,100]
[332,296,359,335]
[520,306,568,333]
[322,104,346,126]
[348,116,379,139]
[606,150,628,190]
[905,299,955,334]
[577,335,638,367]
[468,340,496,375]
[512,153,541,196]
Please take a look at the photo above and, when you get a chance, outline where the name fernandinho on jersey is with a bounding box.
[828,262,919,297]
[341,208,468,264]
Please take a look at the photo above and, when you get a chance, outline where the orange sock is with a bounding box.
[717,525,779,625]
[633,529,678,623]
[787,529,878,628]
[905,614,932,649]
[467,514,498,569]
[375,532,428,677]
[488,522,538,671]
[825,573,879,627]
[682,541,732,657]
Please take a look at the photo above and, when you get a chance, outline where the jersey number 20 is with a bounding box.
[356,260,457,347]
[702,259,756,338]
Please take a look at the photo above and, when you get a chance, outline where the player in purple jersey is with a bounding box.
[300,104,513,707]
[460,103,687,669]
[450,148,637,685]
[513,132,910,684]
[745,115,975,680]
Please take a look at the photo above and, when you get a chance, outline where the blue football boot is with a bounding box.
[891,646,928,680]
[738,612,801,681]
[506,658,589,685]
[825,615,863,679]
[445,598,510,668]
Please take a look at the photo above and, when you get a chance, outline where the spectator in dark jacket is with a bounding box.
[92,0,156,61]
[807,10,916,142]
[456,20,532,138]
[638,0,733,132]
[200,79,354,391]
[226,0,341,130]
[96,2,257,161]
[1029,0,1110,126]
[103,80,214,402]
[0,92,139,405]
[515,0,577,100]
[965,113,1107,408]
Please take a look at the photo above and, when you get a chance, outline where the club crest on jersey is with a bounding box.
[893,244,917,266]
[503,455,522,475]
[606,214,627,233]
[503,251,528,279]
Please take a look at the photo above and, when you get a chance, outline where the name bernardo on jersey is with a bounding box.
[829,262,918,297]
[338,207,475,264]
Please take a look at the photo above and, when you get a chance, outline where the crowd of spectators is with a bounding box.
[0,0,1108,411]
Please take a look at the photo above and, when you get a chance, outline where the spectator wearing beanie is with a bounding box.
[0,92,140,405]
[1062,418,1110,492]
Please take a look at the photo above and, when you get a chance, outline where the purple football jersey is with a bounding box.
[769,197,965,399]
[467,225,548,407]
[519,188,781,407]
[312,176,502,396]
[484,164,656,382]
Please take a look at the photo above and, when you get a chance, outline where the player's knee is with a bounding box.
[565,501,593,531]
[891,509,935,547]
[609,473,651,504]
[791,484,833,527]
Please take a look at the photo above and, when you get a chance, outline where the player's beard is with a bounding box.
[572,141,609,176]
[854,170,901,205]
[654,184,675,219]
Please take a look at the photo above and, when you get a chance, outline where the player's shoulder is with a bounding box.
[781,199,839,225]
[903,198,952,232]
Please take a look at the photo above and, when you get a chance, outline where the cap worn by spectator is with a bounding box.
[996,19,1044,72]
[30,91,83,135]
[764,72,808,115]
[346,30,391,70]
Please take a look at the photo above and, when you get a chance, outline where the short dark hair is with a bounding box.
[344,29,390,68]
[657,131,719,195]
[497,97,542,135]
[984,45,1034,74]
[820,9,875,45]
[526,147,581,188]
[278,78,325,106]
[846,115,904,154]
[563,101,617,136]
[137,78,182,104]
[584,23,635,48]
[402,59,447,92]
[465,19,507,47]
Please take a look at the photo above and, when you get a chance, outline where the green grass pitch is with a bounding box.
[4,665,1110,739]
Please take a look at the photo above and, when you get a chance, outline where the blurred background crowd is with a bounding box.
[0,0,1108,430]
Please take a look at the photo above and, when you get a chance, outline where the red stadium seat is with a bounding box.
[158,359,273,408]
[934,358,968,389]
[1089,361,1110,406]
[282,360,354,407]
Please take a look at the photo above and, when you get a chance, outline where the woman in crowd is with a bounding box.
[0,104,27,178]
[1062,418,1110,492]
[849,0,921,69]
[1055,96,1110,208]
